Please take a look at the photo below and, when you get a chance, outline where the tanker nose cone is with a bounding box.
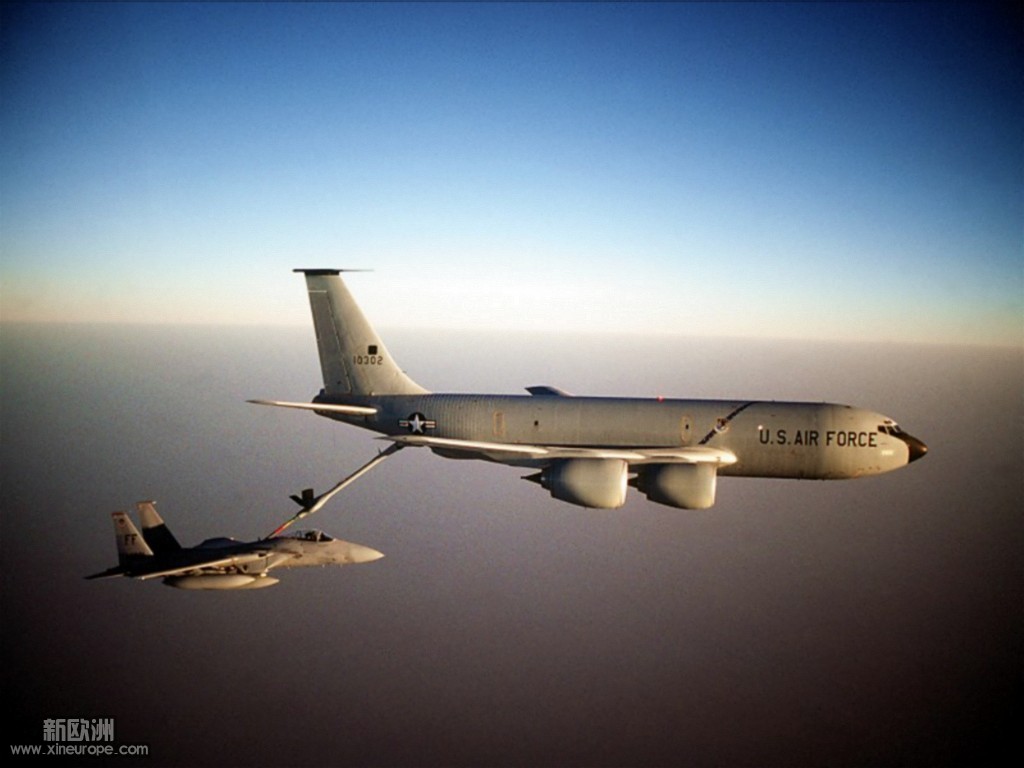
[348,543,385,564]
[903,434,928,463]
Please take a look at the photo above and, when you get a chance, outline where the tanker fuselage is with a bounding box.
[315,394,924,481]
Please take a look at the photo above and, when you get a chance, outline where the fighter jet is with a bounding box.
[251,270,927,510]
[86,501,384,590]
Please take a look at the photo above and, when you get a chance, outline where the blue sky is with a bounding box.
[2,2,1020,345]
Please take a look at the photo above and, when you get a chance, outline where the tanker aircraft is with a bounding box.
[86,500,384,590]
[251,270,927,510]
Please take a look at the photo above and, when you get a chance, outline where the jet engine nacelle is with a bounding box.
[162,574,280,590]
[634,463,718,509]
[535,458,628,509]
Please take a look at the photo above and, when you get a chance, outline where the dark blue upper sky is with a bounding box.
[2,3,1020,343]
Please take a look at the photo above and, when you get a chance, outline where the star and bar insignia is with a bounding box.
[399,412,437,434]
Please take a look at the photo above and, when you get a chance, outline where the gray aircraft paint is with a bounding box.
[255,270,926,508]
[321,396,914,479]
[86,501,384,589]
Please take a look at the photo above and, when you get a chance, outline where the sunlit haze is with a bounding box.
[1,4,1021,345]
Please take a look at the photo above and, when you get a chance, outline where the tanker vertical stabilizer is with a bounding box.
[295,269,428,397]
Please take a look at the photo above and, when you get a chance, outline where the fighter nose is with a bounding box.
[348,543,385,564]
[903,434,928,463]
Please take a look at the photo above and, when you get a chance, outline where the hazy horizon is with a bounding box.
[2,324,1020,766]
[3,319,1020,352]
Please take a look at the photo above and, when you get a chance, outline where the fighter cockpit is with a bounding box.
[288,529,334,543]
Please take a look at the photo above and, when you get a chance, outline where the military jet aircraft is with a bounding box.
[251,270,927,510]
[86,501,384,590]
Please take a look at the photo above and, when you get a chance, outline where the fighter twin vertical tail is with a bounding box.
[113,511,154,564]
[295,269,428,397]
[136,501,182,554]
[84,512,154,580]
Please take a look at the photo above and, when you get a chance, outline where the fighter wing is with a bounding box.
[247,399,378,416]
[85,566,129,580]
[384,435,736,466]
[134,551,278,581]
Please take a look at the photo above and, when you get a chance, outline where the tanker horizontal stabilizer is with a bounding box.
[248,399,377,416]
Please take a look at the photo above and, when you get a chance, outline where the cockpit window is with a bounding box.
[878,424,905,437]
[290,530,334,542]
